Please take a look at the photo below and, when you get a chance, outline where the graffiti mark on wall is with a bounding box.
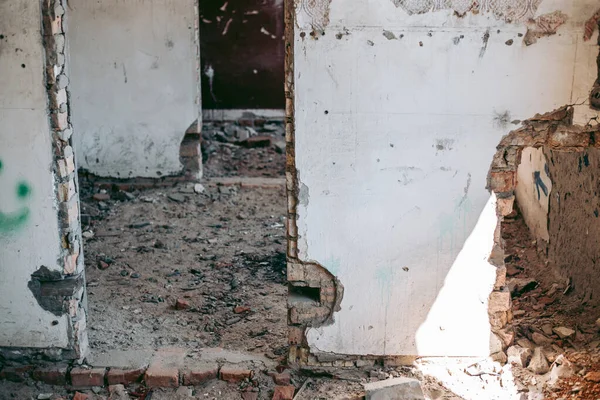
[533,170,548,200]
[0,159,32,233]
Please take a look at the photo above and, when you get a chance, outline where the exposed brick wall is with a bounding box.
[41,0,87,361]
[283,0,346,366]
[487,105,600,356]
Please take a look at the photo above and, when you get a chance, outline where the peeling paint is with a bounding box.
[523,11,568,46]
[298,181,310,206]
[27,266,84,317]
[392,0,544,23]
[294,0,331,33]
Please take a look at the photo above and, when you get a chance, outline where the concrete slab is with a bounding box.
[198,348,276,368]
[86,349,153,369]
[364,377,425,400]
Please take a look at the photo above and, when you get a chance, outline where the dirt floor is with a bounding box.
[5,121,600,399]
[81,179,288,357]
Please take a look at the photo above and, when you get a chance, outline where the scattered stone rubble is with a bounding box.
[201,120,286,179]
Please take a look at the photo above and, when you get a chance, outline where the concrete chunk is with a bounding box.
[364,377,425,400]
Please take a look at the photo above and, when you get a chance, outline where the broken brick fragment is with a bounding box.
[272,385,295,400]
[234,306,251,314]
[272,372,291,385]
[181,364,218,385]
[488,170,515,194]
[175,299,190,310]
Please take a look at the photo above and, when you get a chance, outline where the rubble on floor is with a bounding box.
[7,120,600,399]
[79,179,288,356]
[501,205,600,399]
[201,120,285,179]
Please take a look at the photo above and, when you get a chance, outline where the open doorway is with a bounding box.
[68,0,290,396]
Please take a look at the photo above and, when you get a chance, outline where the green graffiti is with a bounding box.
[0,159,32,233]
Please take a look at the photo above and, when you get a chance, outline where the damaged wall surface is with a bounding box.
[289,0,600,358]
[68,0,201,178]
[0,0,72,350]
[545,147,600,303]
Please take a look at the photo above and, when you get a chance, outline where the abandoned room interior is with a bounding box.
[3,0,600,399]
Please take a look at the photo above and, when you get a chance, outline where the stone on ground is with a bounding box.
[552,326,575,339]
[363,377,425,400]
[527,347,550,375]
[507,345,532,367]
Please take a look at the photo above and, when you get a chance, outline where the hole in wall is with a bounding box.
[488,106,600,359]
[289,285,321,304]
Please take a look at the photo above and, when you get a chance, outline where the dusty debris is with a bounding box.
[201,120,285,178]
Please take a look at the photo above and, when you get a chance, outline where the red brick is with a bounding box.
[272,385,295,400]
[288,327,304,345]
[32,365,68,385]
[242,391,259,400]
[93,193,110,201]
[175,299,190,310]
[72,393,89,400]
[106,368,145,385]
[234,306,250,314]
[0,365,34,382]
[181,364,218,385]
[144,365,179,388]
[70,367,106,388]
[219,367,252,383]
[488,170,515,193]
[272,372,291,385]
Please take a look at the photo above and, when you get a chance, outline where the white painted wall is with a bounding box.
[515,147,551,242]
[0,1,70,348]
[294,0,600,356]
[68,0,200,178]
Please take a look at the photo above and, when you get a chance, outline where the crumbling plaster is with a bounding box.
[68,0,201,179]
[288,0,600,359]
[0,0,84,353]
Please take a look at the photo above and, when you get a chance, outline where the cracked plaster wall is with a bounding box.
[67,0,201,178]
[0,0,70,349]
[291,0,600,357]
